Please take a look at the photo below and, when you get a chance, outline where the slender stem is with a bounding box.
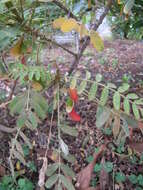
[57,84,61,187]
[26,83,30,111]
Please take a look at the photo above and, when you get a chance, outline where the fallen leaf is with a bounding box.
[10,37,23,57]
[76,145,105,190]
[38,157,48,187]
[99,157,109,190]
[0,165,5,177]
[129,141,143,153]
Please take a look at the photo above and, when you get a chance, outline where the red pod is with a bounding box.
[21,55,26,65]
[69,88,78,102]
[69,108,80,122]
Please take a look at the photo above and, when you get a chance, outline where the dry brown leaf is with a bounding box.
[0,165,5,177]
[99,157,109,190]
[112,116,120,139]
[129,141,143,153]
[76,144,105,190]
[10,37,23,57]
[38,157,48,187]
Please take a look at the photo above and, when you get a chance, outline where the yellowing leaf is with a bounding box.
[53,17,67,29]
[10,37,23,57]
[61,18,78,33]
[88,0,92,9]
[32,81,43,91]
[90,31,104,51]
[76,24,89,38]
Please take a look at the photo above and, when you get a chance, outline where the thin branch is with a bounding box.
[52,0,78,20]
[39,33,77,57]
[68,0,113,75]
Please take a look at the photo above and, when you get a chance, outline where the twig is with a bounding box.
[0,124,17,133]
[8,78,18,101]
[52,0,78,20]
[68,0,113,75]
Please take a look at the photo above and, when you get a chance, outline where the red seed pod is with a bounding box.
[21,55,26,65]
[69,88,78,102]
[69,108,80,122]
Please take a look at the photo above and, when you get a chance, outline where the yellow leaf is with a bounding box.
[88,0,92,9]
[61,18,78,33]
[10,37,23,57]
[53,17,67,29]
[76,24,89,38]
[16,161,21,171]
[90,31,104,51]
[32,81,43,91]
[117,0,121,4]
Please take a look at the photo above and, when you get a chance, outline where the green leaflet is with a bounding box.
[45,174,58,189]
[60,125,78,137]
[88,82,98,101]
[46,163,59,177]
[9,95,26,115]
[77,80,87,95]
[60,174,75,190]
[70,71,80,89]
[96,73,102,82]
[118,83,130,93]
[61,153,76,164]
[28,111,38,128]
[17,113,27,128]
[126,93,138,100]
[32,92,48,112]
[99,87,109,106]
[31,99,46,120]
[96,106,111,128]
[132,103,140,120]
[113,91,120,111]
[123,98,130,115]
[61,164,75,179]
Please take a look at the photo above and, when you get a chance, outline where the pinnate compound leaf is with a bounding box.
[60,125,78,137]
[96,106,111,128]
[61,18,78,33]
[88,82,98,101]
[45,174,58,189]
[132,103,140,120]
[46,163,58,177]
[61,164,75,179]
[123,98,130,115]
[99,87,109,106]
[90,31,104,51]
[60,174,75,190]
[113,91,120,111]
